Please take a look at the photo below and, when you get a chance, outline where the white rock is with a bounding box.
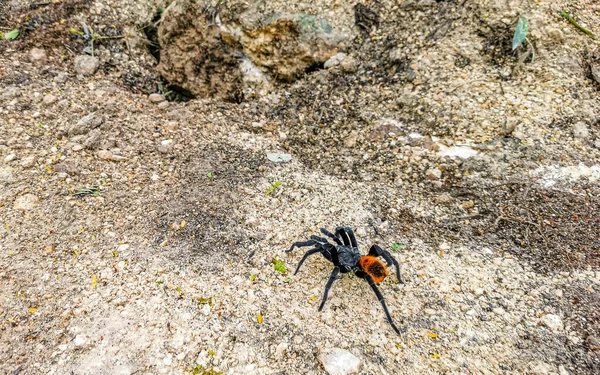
[29,48,47,65]
[74,335,88,347]
[74,55,100,76]
[245,216,259,227]
[558,365,569,375]
[572,122,589,140]
[318,348,361,375]
[4,154,16,162]
[540,314,563,331]
[425,167,442,180]
[43,95,58,105]
[13,194,39,211]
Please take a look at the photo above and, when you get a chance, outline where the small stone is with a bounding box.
[149,93,166,103]
[245,216,259,227]
[540,314,563,331]
[275,342,288,357]
[473,288,485,296]
[98,150,113,160]
[73,55,100,76]
[318,348,361,375]
[43,95,58,105]
[21,156,35,167]
[29,48,47,65]
[587,336,600,351]
[13,194,39,211]
[324,53,346,68]
[558,366,569,375]
[345,131,359,148]
[356,227,367,237]
[4,154,16,162]
[461,200,475,209]
[425,167,442,180]
[44,245,55,255]
[72,144,83,151]
[84,130,102,150]
[157,101,170,110]
[340,57,359,73]
[572,122,589,140]
[594,141,600,150]
[69,113,103,136]
[423,308,437,316]
[74,335,88,347]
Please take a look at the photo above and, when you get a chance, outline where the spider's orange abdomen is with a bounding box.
[359,256,389,284]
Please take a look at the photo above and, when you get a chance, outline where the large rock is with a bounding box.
[157,0,346,101]
[157,0,246,102]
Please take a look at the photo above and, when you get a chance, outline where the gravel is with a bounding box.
[0,1,599,375]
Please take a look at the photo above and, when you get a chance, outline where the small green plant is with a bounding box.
[265,181,282,195]
[272,258,287,274]
[73,185,100,198]
[391,243,405,253]
[559,11,596,39]
[512,17,528,51]
[2,29,19,40]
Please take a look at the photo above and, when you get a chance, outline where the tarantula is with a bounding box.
[287,226,404,335]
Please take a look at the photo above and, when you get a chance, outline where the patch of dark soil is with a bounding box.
[440,183,600,273]
[153,142,266,270]
[527,279,600,375]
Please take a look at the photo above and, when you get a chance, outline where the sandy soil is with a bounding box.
[1,1,599,374]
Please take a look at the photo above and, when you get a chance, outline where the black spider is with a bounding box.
[286,226,404,335]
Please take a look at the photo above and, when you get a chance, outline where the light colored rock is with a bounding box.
[425,167,442,180]
[29,48,47,65]
[245,216,259,227]
[318,348,361,375]
[324,53,347,68]
[14,194,39,211]
[149,93,166,103]
[74,55,100,76]
[572,122,589,140]
[4,154,16,162]
[98,150,114,160]
[43,95,58,105]
[69,113,103,136]
[21,156,35,168]
[74,335,88,347]
[540,314,563,331]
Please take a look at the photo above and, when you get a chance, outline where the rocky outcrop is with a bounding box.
[156,0,347,101]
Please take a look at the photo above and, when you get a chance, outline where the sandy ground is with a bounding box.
[1,0,600,374]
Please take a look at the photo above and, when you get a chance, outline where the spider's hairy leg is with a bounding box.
[310,235,332,245]
[318,266,340,311]
[319,228,343,246]
[343,226,358,248]
[335,227,352,247]
[294,247,323,275]
[286,240,317,253]
[369,244,403,284]
[362,273,402,335]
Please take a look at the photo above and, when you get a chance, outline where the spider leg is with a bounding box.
[369,244,403,284]
[360,272,402,335]
[320,228,343,246]
[310,235,332,245]
[293,247,323,275]
[286,240,317,253]
[343,226,358,248]
[318,266,340,311]
[335,227,352,247]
